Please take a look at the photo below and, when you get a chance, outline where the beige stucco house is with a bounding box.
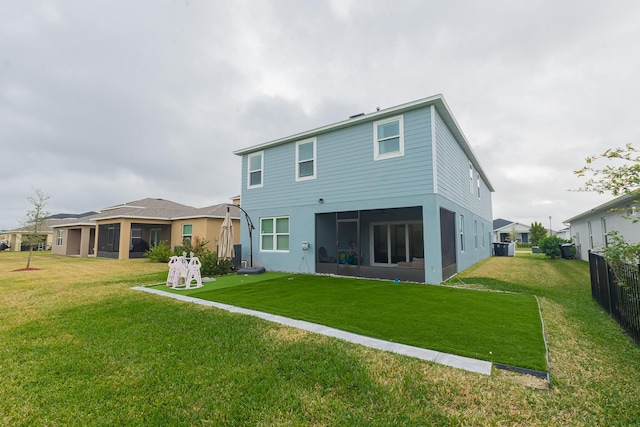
[51,198,240,260]
[0,220,56,252]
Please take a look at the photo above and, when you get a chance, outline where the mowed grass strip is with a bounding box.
[190,274,547,371]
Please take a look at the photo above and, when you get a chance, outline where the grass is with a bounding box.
[1,251,640,425]
[157,274,546,371]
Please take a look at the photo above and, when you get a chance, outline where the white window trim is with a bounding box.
[459,214,465,252]
[477,173,481,199]
[295,138,317,181]
[130,227,142,248]
[247,151,264,189]
[56,229,63,246]
[260,216,290,253]
[474,220,478,250]
[182,224,192,244]
[373,115,404,161]
[469,163,474,194]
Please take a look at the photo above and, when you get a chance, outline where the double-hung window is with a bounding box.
[182,224,192,245]
[56,229,63,246]
[131,227,142,249]
[459,214,465,252]
[296,138,316,181]
[469,163,474,194]
[248,151,264,188]
[374,116,404,160]
[474,220,478,249]
[261,217,290,252]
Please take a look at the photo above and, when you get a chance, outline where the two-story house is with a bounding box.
[234,94,494,284]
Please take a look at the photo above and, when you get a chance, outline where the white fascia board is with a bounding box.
[94,215,173,221]
[564,193,639,223]
[50,221,96,228]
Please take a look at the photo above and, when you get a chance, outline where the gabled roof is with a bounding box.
[493,218,513,230]
[494,221,531,233]
[234,94,494,192]
[564,193,638,223]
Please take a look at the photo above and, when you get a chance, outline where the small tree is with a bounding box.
[575,143,640,198]
[575,143,640,269]
[529,221,547,246]
[21,188,51,269]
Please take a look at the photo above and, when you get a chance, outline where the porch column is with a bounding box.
[79,226,91,257]
[118,221,131,260]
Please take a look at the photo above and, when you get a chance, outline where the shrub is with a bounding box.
[144,241,173,263]
[602,230,640,285]
[539,236,564,259]
[173,236,234,277]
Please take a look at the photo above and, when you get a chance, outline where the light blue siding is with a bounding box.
[241,108,433,212]
[434,110,492,220]
[237,97,493,283]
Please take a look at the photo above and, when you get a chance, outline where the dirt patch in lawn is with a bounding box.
[494,368,549,390]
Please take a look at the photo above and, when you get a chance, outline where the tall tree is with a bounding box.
[529,221,547,246]
[21,188,51,269]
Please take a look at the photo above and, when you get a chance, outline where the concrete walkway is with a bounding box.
[133,286,493,376]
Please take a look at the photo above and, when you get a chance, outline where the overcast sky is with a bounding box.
[2,0,639,231]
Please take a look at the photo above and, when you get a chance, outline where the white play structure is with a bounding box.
[166,252,203,289]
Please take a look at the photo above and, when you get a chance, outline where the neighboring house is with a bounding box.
[0,212,96,252]
[51,198,241,260]
[564,193,639,261]
[0,220,55,252]
[492,219,532,243]
[555,227,571,241]
[234,94,494,284]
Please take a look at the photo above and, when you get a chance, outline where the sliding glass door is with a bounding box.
[371,222,423,266]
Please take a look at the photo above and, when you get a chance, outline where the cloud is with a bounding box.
[1,0,639,232]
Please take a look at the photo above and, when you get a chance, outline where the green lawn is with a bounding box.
[156,274,546,371]
[2,251,640,425]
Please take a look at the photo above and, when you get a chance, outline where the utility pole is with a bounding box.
[549,216,552,237]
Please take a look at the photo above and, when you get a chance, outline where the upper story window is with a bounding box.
[469,163,474,194]
[374,116,404,160]
[477,173,481,198]
[296,138,316,181]
[248,151,264,189]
